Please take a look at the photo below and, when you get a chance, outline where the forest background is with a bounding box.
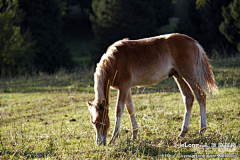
[0,0,239,75]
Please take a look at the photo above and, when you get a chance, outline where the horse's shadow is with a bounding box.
[110,138,178,158]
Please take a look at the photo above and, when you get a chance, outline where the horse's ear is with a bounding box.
[87,102,92,110]
[87,102,100,110]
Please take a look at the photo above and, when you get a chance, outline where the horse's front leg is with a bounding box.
[109,89,128,144]
[126,89,138,140]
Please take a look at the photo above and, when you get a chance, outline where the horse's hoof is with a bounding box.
[199,127,207,136]
[108,137,115,146]
[179,132,186,138]
[179,128,188,138]
[131,134,137,140]
[108,140,112,145]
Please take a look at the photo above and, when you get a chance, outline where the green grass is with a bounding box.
[0,57,240,159]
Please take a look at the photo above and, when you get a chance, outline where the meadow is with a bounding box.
[0,56,239,159]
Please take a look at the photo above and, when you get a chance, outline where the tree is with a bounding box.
[219,0,240,53]
[196,0,210,9]
[90,0,173,63]
[19,0,73,73]
[0,0,36,75]
[62,0,92,29]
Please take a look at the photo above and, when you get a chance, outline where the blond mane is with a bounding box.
[94,41,123,103]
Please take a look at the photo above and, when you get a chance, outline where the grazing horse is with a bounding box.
[87,33,217,145]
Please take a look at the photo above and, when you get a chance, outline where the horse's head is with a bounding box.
[87,99,110,145]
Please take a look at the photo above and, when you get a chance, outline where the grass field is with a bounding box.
[0,57,239,159]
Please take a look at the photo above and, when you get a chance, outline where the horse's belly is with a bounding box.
[132,64,172,86]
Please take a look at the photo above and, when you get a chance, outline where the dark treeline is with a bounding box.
[0,0,239,76]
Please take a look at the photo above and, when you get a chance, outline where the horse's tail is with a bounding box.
[196,43,218,96]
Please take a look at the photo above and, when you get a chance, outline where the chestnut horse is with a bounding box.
[87,33,217,145]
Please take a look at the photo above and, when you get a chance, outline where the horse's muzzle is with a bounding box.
[96,136,106,146]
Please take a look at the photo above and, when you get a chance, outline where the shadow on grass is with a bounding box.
[109,138,195,159]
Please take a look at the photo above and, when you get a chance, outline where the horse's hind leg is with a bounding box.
[181,75,207,136]
[173,73,194,137]
[125,89,138,140]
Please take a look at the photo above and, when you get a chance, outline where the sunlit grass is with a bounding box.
[0,57,239,159]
